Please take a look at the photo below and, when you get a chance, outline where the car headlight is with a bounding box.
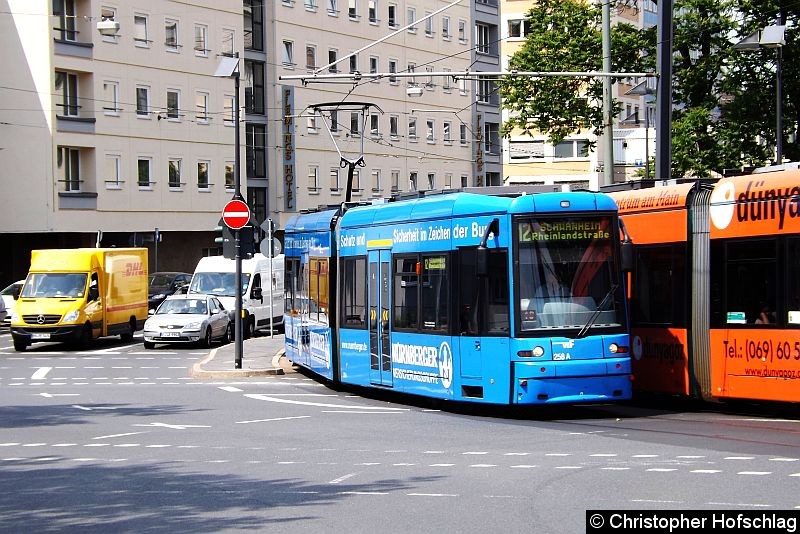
[63,310,80,323]
[185,321,201,330]
[151,293,165,301]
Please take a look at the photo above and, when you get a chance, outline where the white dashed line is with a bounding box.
[737,471,772,476]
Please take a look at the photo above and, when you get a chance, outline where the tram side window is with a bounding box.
[284,257,300,314]
[789,238,800,325]
[631,244,686,326]
[458,248,509,336]
[341,257,367,328]
[420,254,449,332]
[711,239,777,325]
[308,258,330,324]
[393,256,419,330]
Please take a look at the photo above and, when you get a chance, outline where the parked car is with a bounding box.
[143,294,231,349]
[0,280,24,325]
[0,295,6,325]
[148,272,192,310]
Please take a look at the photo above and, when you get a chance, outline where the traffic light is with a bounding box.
[239,222,258,259]
[214,218,235,259]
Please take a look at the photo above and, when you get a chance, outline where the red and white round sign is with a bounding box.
[222,199,250,230]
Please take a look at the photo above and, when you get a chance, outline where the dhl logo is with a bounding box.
[124,262,146,277]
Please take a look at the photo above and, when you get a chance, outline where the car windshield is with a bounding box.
[188,272,251,297]
[516,216,624,332]
[20,273,88,299]
[149,274,176,286]
[156,298,208,315]
[1,282,22,296]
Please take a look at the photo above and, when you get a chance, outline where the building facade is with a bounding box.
[0,0,244,284]
[500,0,654,189]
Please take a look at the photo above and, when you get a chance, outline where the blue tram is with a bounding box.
[284,188,632,405]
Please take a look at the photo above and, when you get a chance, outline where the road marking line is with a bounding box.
[555,466,582,469]
[219,386,243,392]
[463,451,488,455]
[737,471,772,476]
[329,473,357,484]
[245,393,408,411]
[691,469,722,474]
[601,467,630,470]
[590,454,618,457]
[236,416,311,424]
[511,465,538,469]
[407,493,457,497]
[647,468,677,472]
[31,367,52,380]
[93,432,145,440]
[341,491,389,495]
[632,454,659,458]
[724,456,755,460]
[769,458,799,462]
[429,463,455,467]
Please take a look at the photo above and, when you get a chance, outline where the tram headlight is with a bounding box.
[608,343,628,354]
[518,346,545,358]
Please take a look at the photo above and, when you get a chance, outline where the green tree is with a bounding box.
[500,0,799,178]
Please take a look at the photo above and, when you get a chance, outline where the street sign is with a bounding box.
[222,199,250,230]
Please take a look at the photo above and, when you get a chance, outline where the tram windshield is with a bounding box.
[516,216,624,333]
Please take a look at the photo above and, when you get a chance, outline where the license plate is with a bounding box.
[161,331,181,338]
[31,333,51,340]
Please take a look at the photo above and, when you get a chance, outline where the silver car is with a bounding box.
[0,280,23,325]
[143,294,231,349]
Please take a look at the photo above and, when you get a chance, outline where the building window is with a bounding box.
[443,121,451,143]
[388,3,397,27]
[225,162,235,189]
[460,123,467,145]
[136,86,150,118]
[352,169,362,194]
[328,49,338,73]
[308,166,320,192]
[410,171,418,191]
[348,0,358,19]
[350,112,360,135]
[197,161,210,190]
[369,56,379,78]
[246,124,267,178]
[477,77,497,104]
[426,120,435,143]
[55,71,78,117]
[328,0,338,15]
[368,0,377,23]
[442,68,451,91]
[349,54,358,73]
[100,6,118,43]
[476,23,490,54]
[388,59,398,83]
[244,0,264,51]
[330,167,340,192]
[168,158,182,189]
[53,0,77,41]
[305,0,318,11]
[57,147,79,190]
[223,94,234,124]
[442,16,450,39]
[330,110,339,132]
[408,117,417,139]
[134,14,149,47]
[221,28,235,56]
[391,170,400,192]
[554,139,590,158]
[282,40,294,66]
[458,19,466,43]
[196,92,209,123]
[445,172,452,188]
[307,110,318,133]
[486,172,502,186]
[370,114,380,137]
[389,115,399,139]
[103,81,119,115]
[427,173,435,190]
[484,122,500,154]
[245,60,265,114]
[425,12,433,36]
[508,19,530,38]
[509,140,545,159]
[407,7,416,32]
[165,19,179,51]
[105,154,121,188]
[306,45,316,70]
[194,24,208,56]
[425,66,434,89]
[138,157,152,188]
[166,89,180,120]
[371,169,381,193]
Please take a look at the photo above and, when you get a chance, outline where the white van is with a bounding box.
[188,254,284,336]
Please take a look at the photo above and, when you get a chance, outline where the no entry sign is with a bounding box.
[222,199,250,230]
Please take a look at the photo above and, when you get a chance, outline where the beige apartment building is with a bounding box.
[500,0,656,189]
[0,0,244,282]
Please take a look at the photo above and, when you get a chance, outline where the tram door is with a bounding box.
[368,249,393,386]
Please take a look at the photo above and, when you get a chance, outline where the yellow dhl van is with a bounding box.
[11,248,148,352]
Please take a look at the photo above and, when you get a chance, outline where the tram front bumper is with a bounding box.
[513,359,632,404]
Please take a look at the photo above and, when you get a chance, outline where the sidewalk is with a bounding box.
[191,332,293,379]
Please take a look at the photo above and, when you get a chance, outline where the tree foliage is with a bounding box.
[499,0,799,178]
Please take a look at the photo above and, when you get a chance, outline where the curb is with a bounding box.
[190,345,286,379]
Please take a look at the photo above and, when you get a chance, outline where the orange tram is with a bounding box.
[608,166,800,403]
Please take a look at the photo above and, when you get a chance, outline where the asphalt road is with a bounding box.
[1,329,799,533]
